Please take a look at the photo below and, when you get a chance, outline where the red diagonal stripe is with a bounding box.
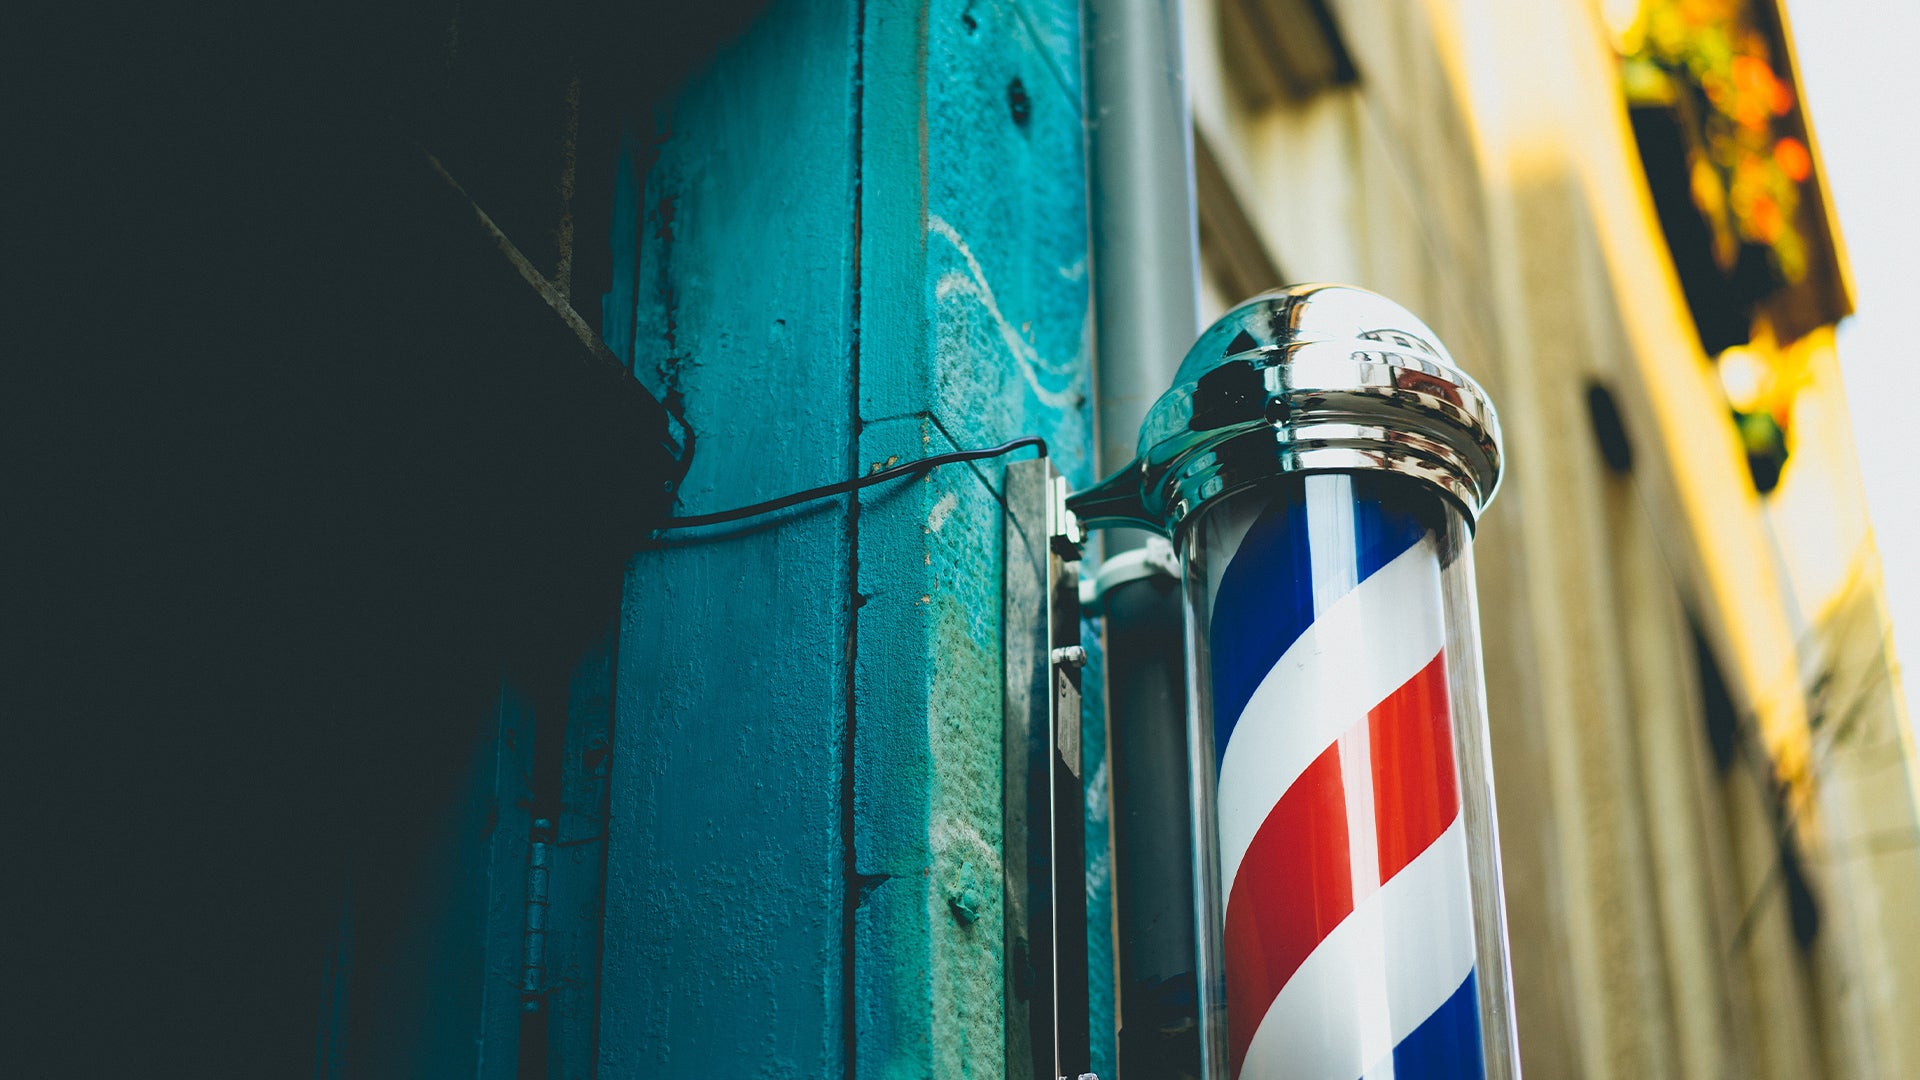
[1221,648,1459,1077]
[1223,744,1351,1077]
[1370,651,1458,882]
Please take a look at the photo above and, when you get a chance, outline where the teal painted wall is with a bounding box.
[597,1,858,1074]
[595,0,1113,1075]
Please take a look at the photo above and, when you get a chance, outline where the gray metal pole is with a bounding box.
[1085,3,1202,1077]
[1088,0,1201,505]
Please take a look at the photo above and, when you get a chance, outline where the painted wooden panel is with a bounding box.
[1012,0,1088,104]
[596,1,859,1075]
[857,1,1106,1075]
[599,0,1105,1074]
[547,631,616,1078]
[853,415,1015,1075]
[1080,610,1117,1080]
[861,0,1094,484]
[478,681,540,1080]
[330,679,535,1076]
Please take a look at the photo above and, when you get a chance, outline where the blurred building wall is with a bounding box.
[1181,0,1920,1075]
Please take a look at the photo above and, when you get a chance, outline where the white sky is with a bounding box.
[1783,0,1920,719]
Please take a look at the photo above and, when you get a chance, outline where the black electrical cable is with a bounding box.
[656,435,1049,529]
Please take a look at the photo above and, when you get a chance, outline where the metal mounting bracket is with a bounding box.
[1004,459,1094,1080]
[1077,535,1180,616]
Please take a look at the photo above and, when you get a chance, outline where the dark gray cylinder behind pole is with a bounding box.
[1102,574,1201,1078]
[1085,2,1202,1077]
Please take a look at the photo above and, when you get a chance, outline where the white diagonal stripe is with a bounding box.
[1216,536,1446,890]
[1338,717,1384,901]
[1236,817,1477,1080]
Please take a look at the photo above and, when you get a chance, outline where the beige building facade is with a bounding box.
[1179,0,1920,1074]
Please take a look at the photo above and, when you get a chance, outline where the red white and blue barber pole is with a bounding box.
[1072,285,1519,1079]
[1193,472,1500,1078]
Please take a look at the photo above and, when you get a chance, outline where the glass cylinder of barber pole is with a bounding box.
[1069,285,1518,1080]
[1187,470,1513,1080]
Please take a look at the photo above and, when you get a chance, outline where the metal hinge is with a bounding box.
[1048,472,1084,559]
[521,817,553,1012]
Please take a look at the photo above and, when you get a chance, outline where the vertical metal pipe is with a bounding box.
[1087,0,1201,497]
[1085,3,1204,1077]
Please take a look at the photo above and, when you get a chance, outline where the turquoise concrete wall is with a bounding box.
[595,0,1113,1075]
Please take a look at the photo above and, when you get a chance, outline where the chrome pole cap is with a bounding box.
[1068,284,1504,535]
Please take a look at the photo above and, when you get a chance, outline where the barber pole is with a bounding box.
[1197,474,1486,1078]
[1070,285,1518,1080]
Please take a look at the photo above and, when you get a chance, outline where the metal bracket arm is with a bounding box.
[1005,459,1095,1080]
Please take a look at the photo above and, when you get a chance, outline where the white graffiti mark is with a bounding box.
[928,214,1083,411]
[930,813,1004,879]
[927,490,960,533]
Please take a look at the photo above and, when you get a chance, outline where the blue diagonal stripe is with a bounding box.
[1382,968,1486,1079]
[1206,475,1430,762]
